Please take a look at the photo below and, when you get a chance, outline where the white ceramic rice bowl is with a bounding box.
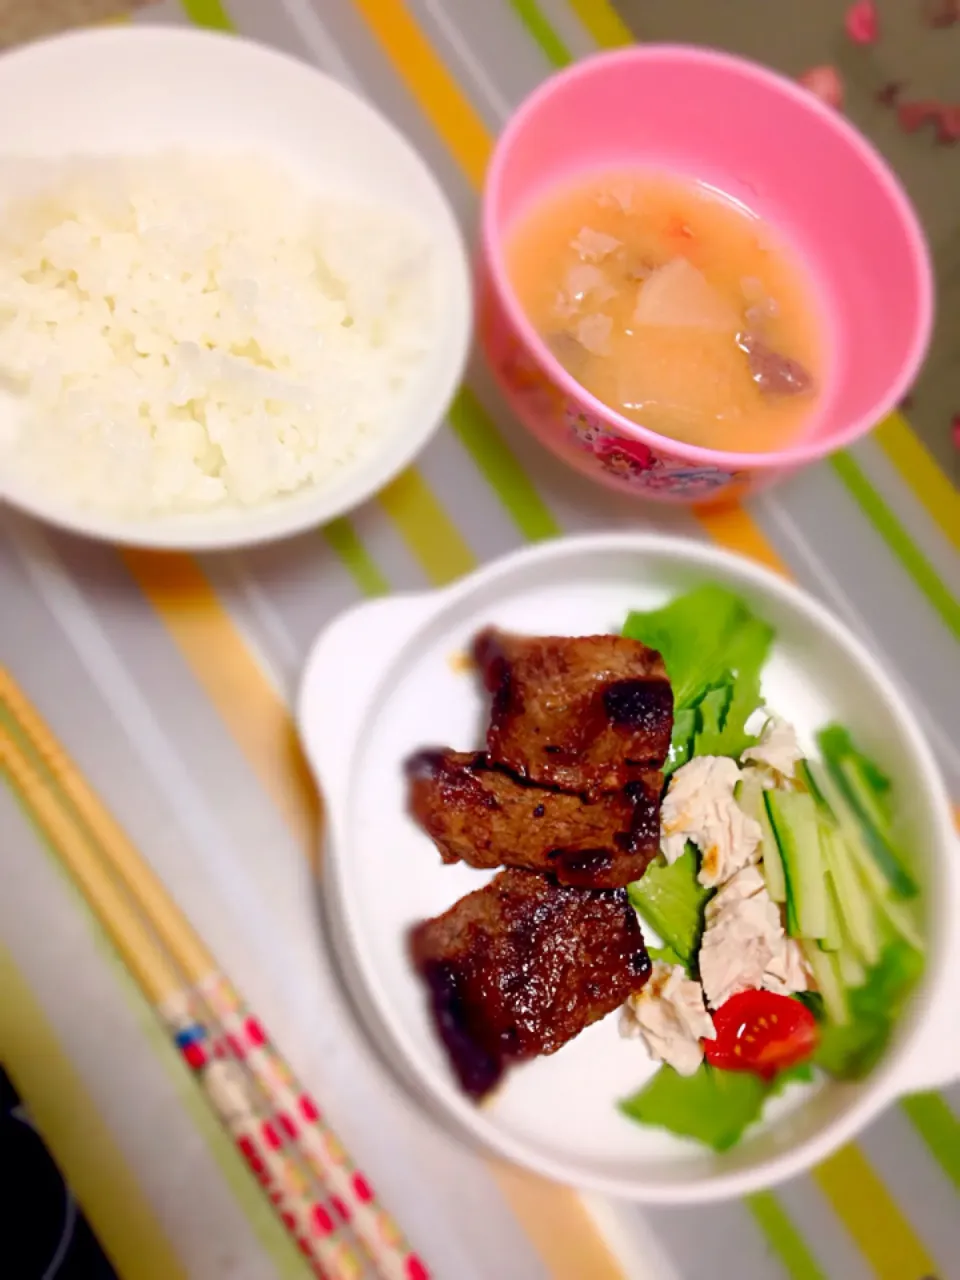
[0,27,471,549]
[298,533,960,1202]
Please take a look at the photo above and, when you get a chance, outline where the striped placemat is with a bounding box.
[1,1,958,1278]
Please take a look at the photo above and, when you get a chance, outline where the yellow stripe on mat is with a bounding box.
[565,0,633,47]
[814,1146,940,1279]
[695,501,791,576]
[492,1164,624,1279]
[874,412,960,555]
[351,0,491,186]
[0,943,187,1280]
[120,550,321,855]
[379,469,478,584]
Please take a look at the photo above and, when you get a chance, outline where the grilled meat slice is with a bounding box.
[410,868,651,1098]
[406,748,662,888]
[473,628,673,794]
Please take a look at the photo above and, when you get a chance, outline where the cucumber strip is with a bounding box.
[821,823,882,966]
[797,758,827,808]
[737,773,787,902]
[807,758,917,900]
[838,757,891,833]
[765,790,827,939]
[759,803,788,904]
[735,771,765,818]
[862,876,924,953]
[835,757,918,898]
[802,941,849,1024]
[820,866,844,952]
[838,824,925,952]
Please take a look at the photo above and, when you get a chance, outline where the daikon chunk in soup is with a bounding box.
[505,171,826,454]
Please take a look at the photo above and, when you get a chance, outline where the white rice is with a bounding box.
[0,153,437,515]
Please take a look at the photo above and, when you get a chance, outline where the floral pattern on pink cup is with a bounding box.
[497,337,747,501]
[565,409,746,498]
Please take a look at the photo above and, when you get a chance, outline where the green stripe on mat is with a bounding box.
[831,452,960,643]
[180,0,235,29]
[901,1093,960,1191]
[746,1193,827,1280]
[323,518,390,596]
[508,0,574,67]
[0,724,307,1279]
[449,388,562,542]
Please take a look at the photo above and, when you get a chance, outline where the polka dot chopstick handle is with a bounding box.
[197,973,431,1280]
[161,988,367,1280]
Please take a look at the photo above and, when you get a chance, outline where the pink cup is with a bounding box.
[480,46,934,504]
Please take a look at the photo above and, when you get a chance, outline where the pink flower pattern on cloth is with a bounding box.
[845,0,880,44]
[799,6,957,453]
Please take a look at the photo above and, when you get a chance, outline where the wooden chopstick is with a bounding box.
[0,669,429,1280]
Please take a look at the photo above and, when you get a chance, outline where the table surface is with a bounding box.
[1,3,958,1279]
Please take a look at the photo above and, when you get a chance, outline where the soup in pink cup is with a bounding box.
[480,45,933,505]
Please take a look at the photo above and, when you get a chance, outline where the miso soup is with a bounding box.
[506,170,826,454]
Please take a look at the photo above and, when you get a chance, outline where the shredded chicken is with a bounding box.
[660,756,763,886]
[699,866,809,1008]
[741,715,804,786]
[763,936,812,996]
[620,961,715,1076]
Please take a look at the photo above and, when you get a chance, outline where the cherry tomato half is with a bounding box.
[703,990,819,1080]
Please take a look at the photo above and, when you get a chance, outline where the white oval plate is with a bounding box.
[298,534,959,1202]
[0,28,471,549]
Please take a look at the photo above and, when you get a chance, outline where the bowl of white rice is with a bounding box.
[0,27,471,549]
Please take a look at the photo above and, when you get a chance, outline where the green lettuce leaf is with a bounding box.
[624,586,773,769]
[619,1059,814,1153]
[623,585,748,709]
[627,846,712,968]
[619,1065,769,1152]
[647,942,686,969]
[698,616,774,759]
[768,1061,815,1094]
[691,683,730,754]
[666,706,697,775]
